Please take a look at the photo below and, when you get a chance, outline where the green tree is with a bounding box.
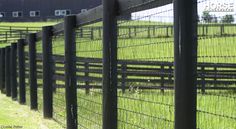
[212,15,218,23]
[221,15,234,23]
[202,11,213,23]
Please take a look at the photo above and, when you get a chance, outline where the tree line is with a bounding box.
[201,11,234,23]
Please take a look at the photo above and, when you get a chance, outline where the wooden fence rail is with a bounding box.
[23,53,236,93]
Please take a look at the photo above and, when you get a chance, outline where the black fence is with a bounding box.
[0,0,235,129]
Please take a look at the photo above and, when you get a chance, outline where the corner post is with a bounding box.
[29,33,38,110]
[42,26,53,118]
[5,46,11,97]
[18,39,26,104]
[102,0,118,128]
[174,0,198,128]
[64,15,78,129]
[11,43,17,100]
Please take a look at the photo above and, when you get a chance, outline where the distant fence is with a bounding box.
[23,53,236,92]
[0,0,235,129]
[1,24,236,43]
[0,26,41,43]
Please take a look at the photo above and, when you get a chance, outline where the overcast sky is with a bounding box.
[132,0,236,23]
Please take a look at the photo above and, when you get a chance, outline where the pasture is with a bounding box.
[0,20,236,129]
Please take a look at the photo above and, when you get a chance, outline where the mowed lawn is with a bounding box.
[0,93,63,129]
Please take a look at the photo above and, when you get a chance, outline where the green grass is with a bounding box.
[0,93,63,129]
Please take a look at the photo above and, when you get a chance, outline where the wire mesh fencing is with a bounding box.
[0,0,236,129]
[25,44,30,106]
[51,32,66,126]
[76,23,103,129]
[117,5,175,129]
[36,40,43,112]
[196,0,236,127]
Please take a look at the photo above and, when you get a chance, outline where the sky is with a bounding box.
[132,0,236,23]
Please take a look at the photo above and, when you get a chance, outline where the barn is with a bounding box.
[0,0,101,21]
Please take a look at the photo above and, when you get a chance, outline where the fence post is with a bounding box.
[166,26,169,37]
[168,65,173,82]
[0,48,5,93]
[5,46,11,97]
[85,62,90,94]
[160,65,165,93]
[11,43,17,100]
[102,0,118,128]
[42,26,53,118]
[18,39,26,104]
[99,27,102,38]
[91,27,94,40]
[80,28,83,38]
[214,66,217,87]
[174,0,197,128]
[64,15,78,129]
[0,49,2,92]
[121,63,127,93]
[147,27,151,38]
[201,66,205,94]
[153,26,156,36]
[0,50,1,92]
[5,32,8,42]
[220,24,224,36]
[10,26,12,37]
[202,25,205,36]
[29,33,38,110]
[128,27,132,38]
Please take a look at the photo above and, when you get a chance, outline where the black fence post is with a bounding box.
[29,33,38,110]
[174,0,197,128]
[99,27,102,38]
[91,28,94,40]
[0,49,2,93]
[64,15,78,129]
[121,63,127,93]
[42,26,53,118]
[201,66,205,94]
[0,48,5,93]
[128,27,132,38]
[220,24,224,36]
[147,27,151,38]
[214,66,217,87]
[5,46,11,97]
[18,39,26,104]
[0,49,1,92]
[153,26,156,36]
[85,62,90,94]
[11,43,17,100]
[102,0,118,128]
[166,26,169,37]
[201,25,204,36]
[160,65,165,93]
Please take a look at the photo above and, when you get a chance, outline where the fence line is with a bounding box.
[0,0,235,129]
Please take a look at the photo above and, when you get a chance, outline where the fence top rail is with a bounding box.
[34,0,172,41]
[31,52,236,68]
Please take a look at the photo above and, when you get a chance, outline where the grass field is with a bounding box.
[1,20,236,129]
[0,93,63,129]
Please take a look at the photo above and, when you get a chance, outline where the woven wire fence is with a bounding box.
[25,45,30,106]
[51,32,66,126]
[36,40,43,112]
[76,23,103,129]
[1,0,236,129]
[117,5,175,129]
[197,0,236,128]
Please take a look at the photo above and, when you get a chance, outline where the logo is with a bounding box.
[204,1,234,12]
